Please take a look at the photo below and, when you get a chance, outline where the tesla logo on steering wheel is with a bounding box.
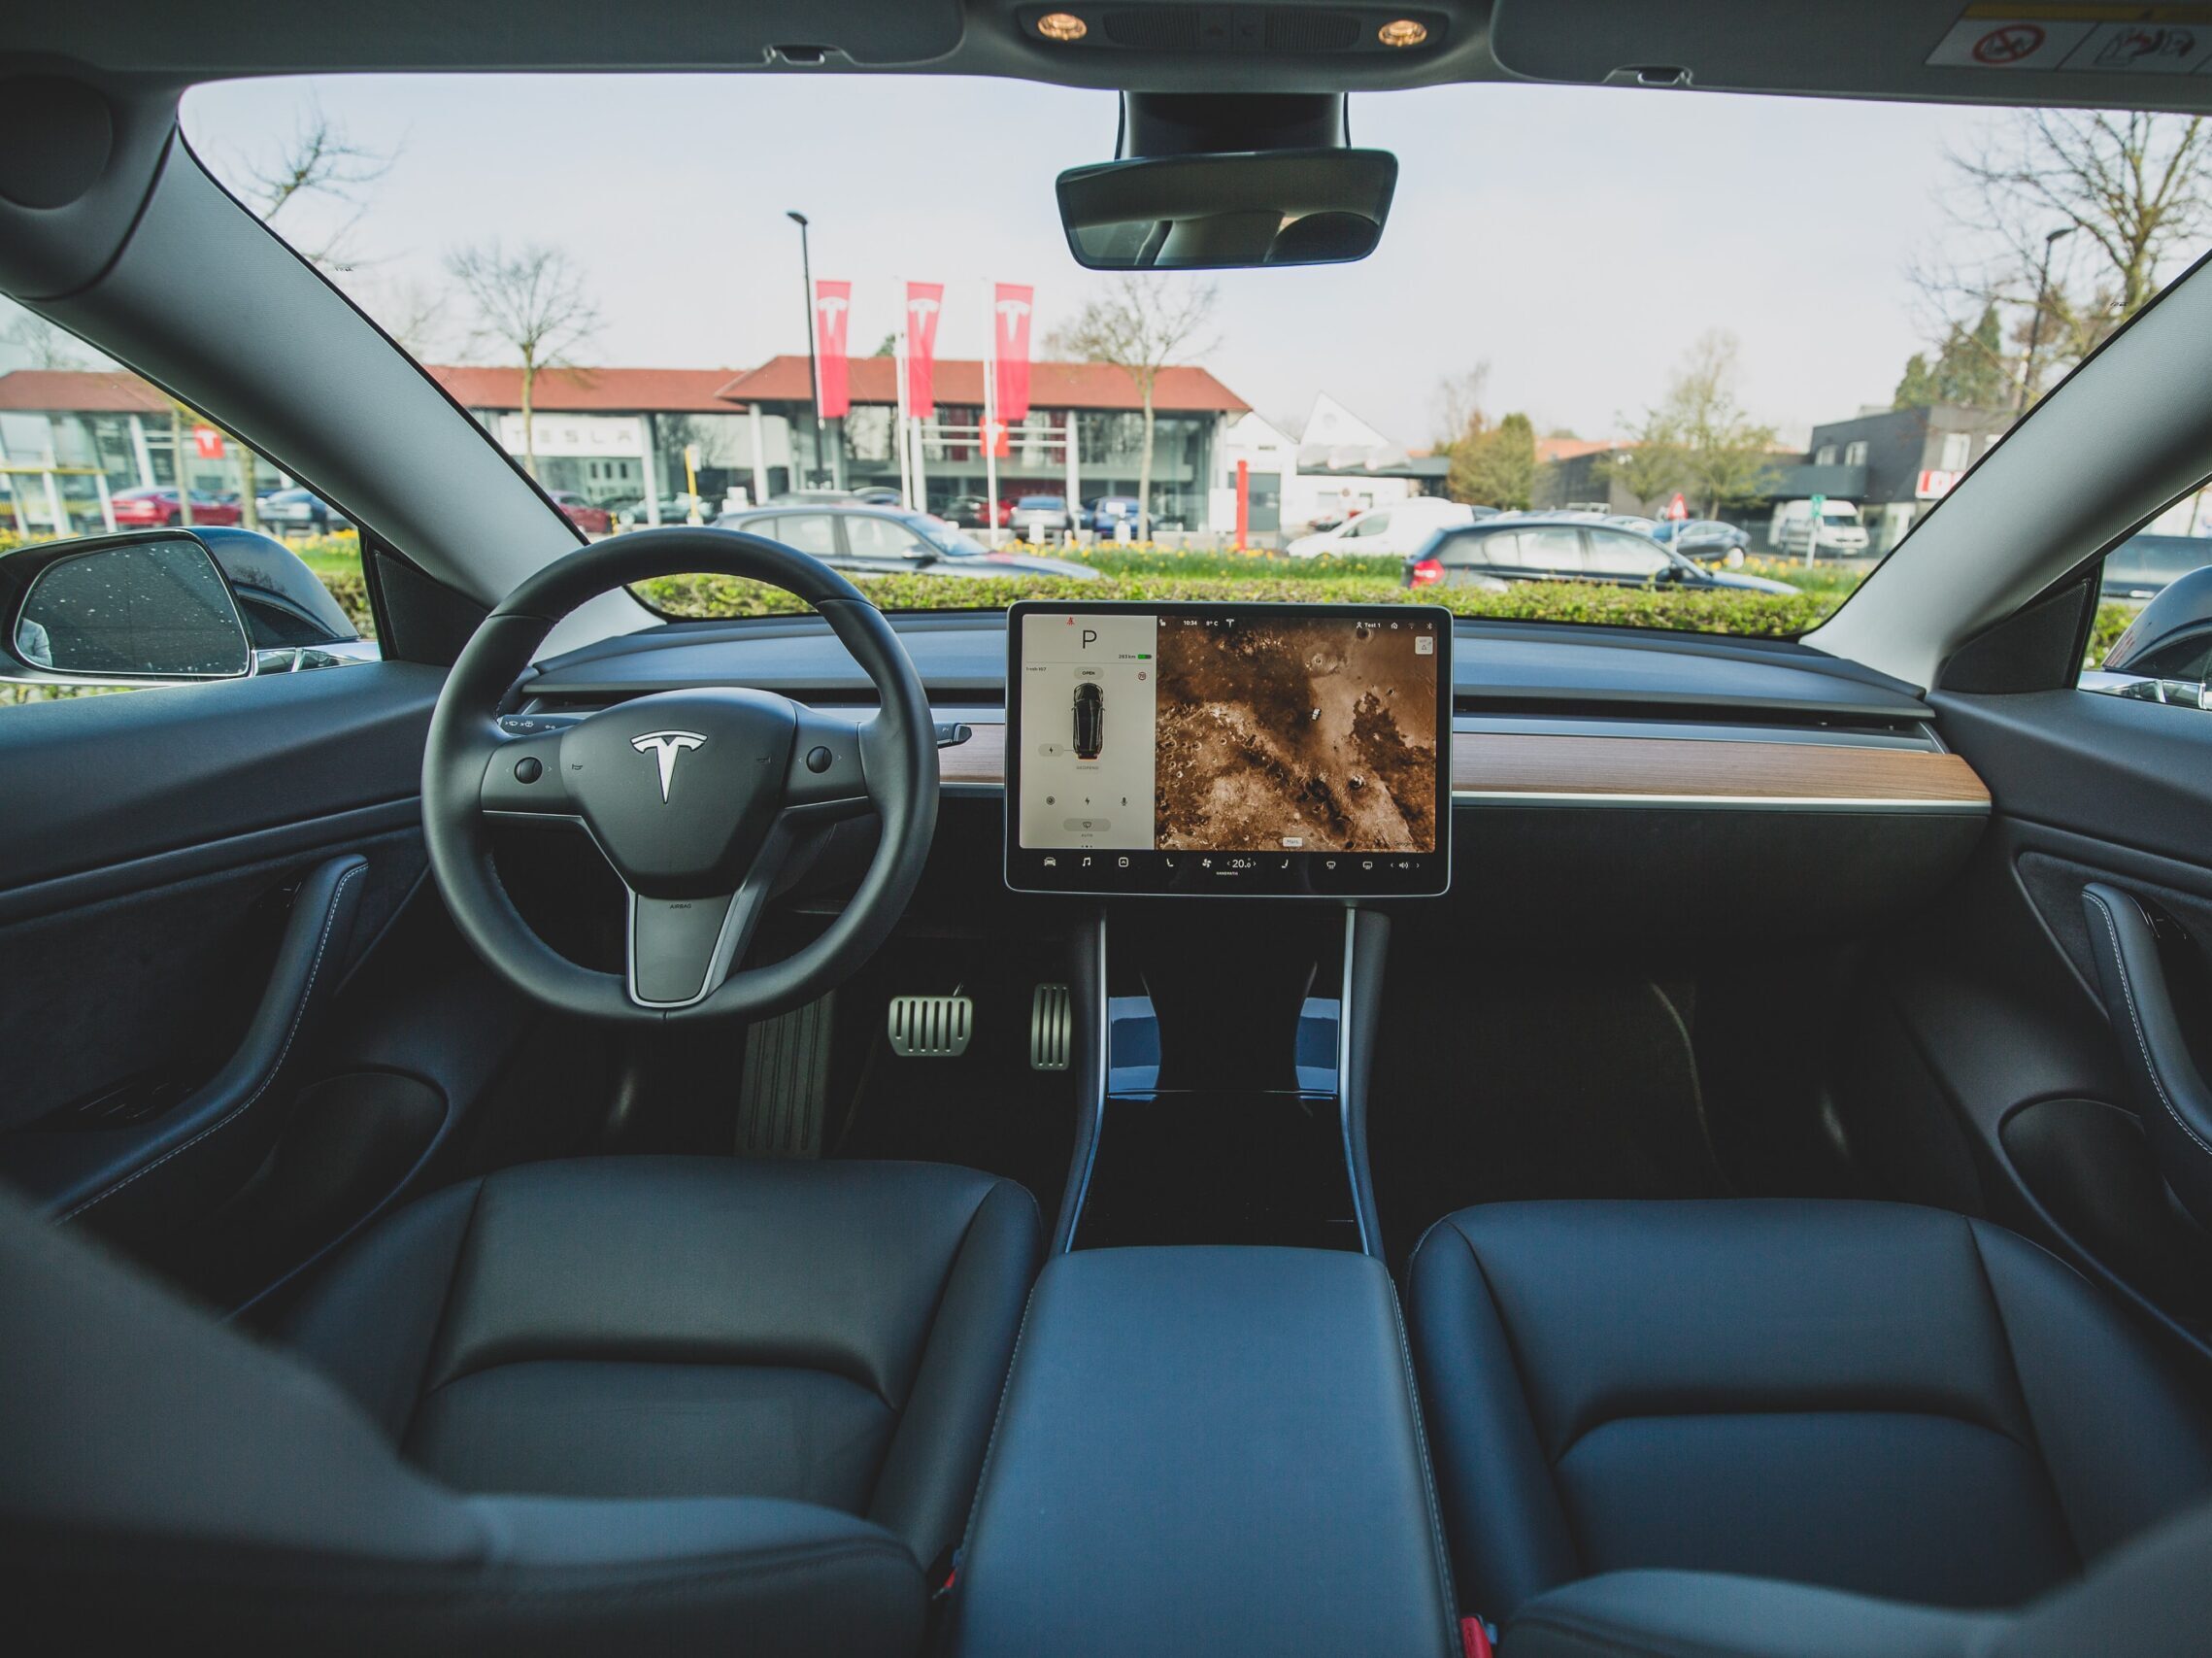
[631,730,707,802]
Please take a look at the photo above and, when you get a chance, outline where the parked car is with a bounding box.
[852,486,902,506]
[943,493,1015,529]
[547,491,613,534]
[108,487,243,528]
[1655,518,1753,564]
[1011,494,1073,539]
[254,488,351,534]
[711,504,1098,580]
[2101,532,2212,601]
[1085,495,1144,535]
[1288,495,1475,558]
[1406,515,1797,593]
[1770,498,1870,558]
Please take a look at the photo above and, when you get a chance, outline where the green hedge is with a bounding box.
[635,570,1831,637]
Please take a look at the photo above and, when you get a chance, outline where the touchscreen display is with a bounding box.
[1005,602,1451,896]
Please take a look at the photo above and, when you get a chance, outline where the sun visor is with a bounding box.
[1490,0,2212,112]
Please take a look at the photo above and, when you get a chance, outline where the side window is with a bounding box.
[771,514,838,558]
[1522,527,1585,574]
[1350,512,1390,538]
[0,303,377,705]
[844,516,927,559]
[1470,530,1521,567]
[1584,531,1668,579]
[2081,481,2212,707]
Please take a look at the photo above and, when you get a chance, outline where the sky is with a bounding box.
[22,72,2124,449]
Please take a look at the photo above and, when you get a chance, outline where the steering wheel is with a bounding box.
[421,527,938,1022]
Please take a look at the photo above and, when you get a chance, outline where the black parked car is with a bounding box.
[254,487,352,534]
[1407,515,1795,593]
[711,504,1097,580]
[1653,518,1752,563]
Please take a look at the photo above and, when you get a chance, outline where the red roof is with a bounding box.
[0,369,169,414]
[716,355,1249,414]
[1535,436,1619,464]
[429,365,747,414]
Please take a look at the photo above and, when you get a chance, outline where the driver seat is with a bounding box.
[1,1155,1041,1655]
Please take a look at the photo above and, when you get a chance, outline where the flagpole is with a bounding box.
[894,318,914,512]
[983,287,1002,549]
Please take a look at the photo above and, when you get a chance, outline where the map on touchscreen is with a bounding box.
[1016,608,1444,856]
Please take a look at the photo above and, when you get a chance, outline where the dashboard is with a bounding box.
[512,610,1992,944]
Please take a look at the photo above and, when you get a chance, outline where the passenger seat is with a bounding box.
[1405,1200,2212,1630]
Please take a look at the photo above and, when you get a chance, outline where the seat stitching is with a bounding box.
[1454,1218,1588,1581]
[1963,1216,2085,1573]
[2087,891,2212,1163]
[1552,1404,2042,1465]
[952,1271,1040,1566]
[1383,1269,1463,1649]
[61,863,364,1221]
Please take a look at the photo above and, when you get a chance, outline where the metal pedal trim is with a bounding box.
[1031,982,1072,1071]
[888,993,973,1059]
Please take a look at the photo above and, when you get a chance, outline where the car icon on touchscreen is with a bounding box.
[1073,682,1105,760]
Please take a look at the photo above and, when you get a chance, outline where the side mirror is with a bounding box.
[3,531,252,687]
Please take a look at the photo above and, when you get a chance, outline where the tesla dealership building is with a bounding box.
[2,356,1271,533]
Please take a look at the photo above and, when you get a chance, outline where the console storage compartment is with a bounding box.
[947,1245,1458,1658]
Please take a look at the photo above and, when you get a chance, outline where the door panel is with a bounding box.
[1850,685,2212,1354]
[0,662,551,1303]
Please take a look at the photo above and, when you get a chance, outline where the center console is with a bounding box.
[946,1246,1459,1658]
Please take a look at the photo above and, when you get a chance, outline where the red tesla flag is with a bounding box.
[904,282,944,417]
[992,283,1034,423]
[191,424,225,460]
[814,280,852,420]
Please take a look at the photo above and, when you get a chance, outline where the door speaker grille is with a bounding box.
[888,993,973,1059]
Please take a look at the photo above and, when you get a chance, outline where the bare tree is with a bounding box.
[1912,111,2212,404]
[1047,277,1218,537]
[243,98,398,270]
[445,241,602,479]
[1431,364,1491,450]
[1,306,91,371]
[1612,333,1778,519]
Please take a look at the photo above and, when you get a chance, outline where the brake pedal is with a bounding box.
[1030,983,1072,1071]
[888,992,973,1059]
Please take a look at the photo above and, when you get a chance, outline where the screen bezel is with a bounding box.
[1002,599,1454,898]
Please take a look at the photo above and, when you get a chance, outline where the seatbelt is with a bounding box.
[1460,1614,1496,1658]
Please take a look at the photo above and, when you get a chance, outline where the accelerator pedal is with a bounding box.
[737,992,835,1158]
[1030,983,1072,1071]
[888,991,973,1059]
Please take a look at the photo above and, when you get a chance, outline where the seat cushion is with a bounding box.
[1407,1200,2212,1622]
[285,1156,1041,1571]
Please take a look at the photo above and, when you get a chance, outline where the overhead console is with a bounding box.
[1005,600,1452,897]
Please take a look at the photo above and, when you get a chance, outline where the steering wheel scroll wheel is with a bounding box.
[422,527,938,1023]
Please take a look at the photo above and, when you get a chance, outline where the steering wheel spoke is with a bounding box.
[625,820,794,1009]
[479,728,574,817]
[784,707,874,812]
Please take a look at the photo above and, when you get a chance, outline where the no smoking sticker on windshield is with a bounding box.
[1928,6,2212,74]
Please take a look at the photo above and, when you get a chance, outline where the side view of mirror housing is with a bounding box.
[0,526,367,689]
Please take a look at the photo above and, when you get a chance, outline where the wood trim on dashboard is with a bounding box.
[940,721,1989,809]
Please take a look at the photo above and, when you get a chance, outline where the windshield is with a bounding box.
[166,74,2212,639]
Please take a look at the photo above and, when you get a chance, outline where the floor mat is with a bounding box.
[736,992,836,1158]
[827,934,1080,1233]
[1367,966,1728,1267]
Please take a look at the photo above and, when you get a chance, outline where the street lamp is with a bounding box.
[787,210,825,487]
[2018,224,2078,413]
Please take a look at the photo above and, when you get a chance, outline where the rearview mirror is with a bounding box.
[1056,149,1397,271]
[4,531,252,686]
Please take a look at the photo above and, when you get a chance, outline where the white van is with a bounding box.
[1287,495,1477,558]
[1770,498,1870,557]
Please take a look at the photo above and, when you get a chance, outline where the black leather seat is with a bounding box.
[1407,1200,2212,1628]
[2,1155,1039,1654]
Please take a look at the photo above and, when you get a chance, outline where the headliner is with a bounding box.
[11,1,2212,116]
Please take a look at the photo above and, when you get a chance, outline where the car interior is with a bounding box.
[9,4,2212,1655]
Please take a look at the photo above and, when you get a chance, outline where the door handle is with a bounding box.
[2081,882,2212,1232]
[6,855,367,1242]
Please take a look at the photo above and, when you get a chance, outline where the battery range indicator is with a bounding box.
[1135,653,1151,660]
